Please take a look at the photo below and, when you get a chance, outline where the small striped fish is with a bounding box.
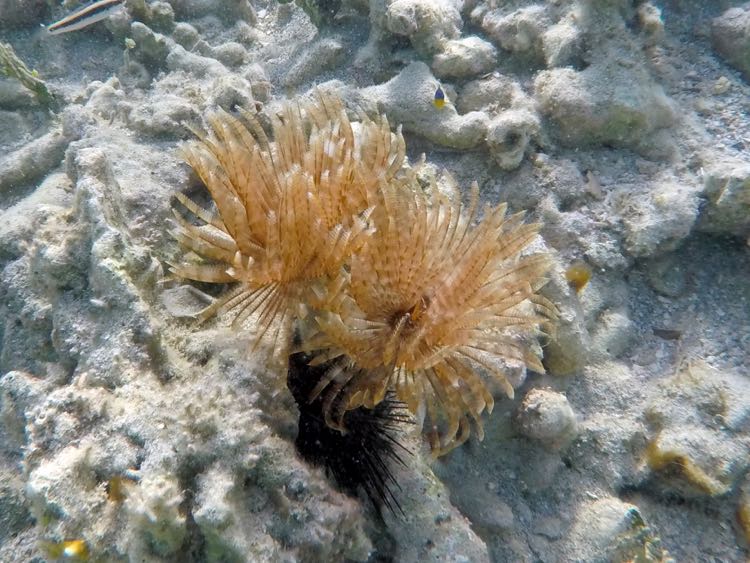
[47,0,125,35]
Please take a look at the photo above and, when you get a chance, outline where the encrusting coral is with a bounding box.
[171,90,555,456]
[170,92,405,357]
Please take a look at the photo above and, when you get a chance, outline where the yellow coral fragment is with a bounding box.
[645,439,729,496]
[41,539,89,561]
[106,476,133,502]
[738,497,750,544]
[565,261,592,294]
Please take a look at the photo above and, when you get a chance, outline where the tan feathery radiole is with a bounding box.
[169,91,406,357]
[304,177,557,456]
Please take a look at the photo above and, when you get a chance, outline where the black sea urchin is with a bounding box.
[287,349,410,518]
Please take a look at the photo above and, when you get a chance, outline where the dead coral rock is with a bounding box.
[589,309,635,362]
[168,0,257,24]
[385,0,462,56]
[431,36,497,80]
[643,252,687,298]
[739,476,750,545]
[486,109,539,171]
[534,64,674,155]
[160,285,212,318]
[636,2,664,47]
[480,5,551,61]
[696,157,750,238]
[568,498,671,562]
[711,5,750,81]
[386,456,491,562]
[208,74,255,111]
[361,61,488,149]
[541,12,584,68]
[643,361,750,498]
[166,45,227,78]
[130,22,172,70]
[621,176,701,258]
[515,388,577,450]
[282,37,345,88]
[540,263,589,376]
[456,74,516,114]
[0,130,69,193]
[0,466,31,543]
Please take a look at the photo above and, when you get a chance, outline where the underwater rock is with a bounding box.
[515,388,578,451]
[589,309,635,362]
[208,74,255,111]
[0,466,31,543]
[166,45,227,78]
[480,4,550,62]
[126,72,200,138]
[0,80,37,111]
[245,63,272,102]
[486,109,539,171]
[696,157,750,238]
[711,5,750,81]
[456,74,516,114]
[543,325,588,376]
[385,0,462,56]
[282,37,345,88]
[361,61,488,149]
[643,361,750,498]
[385,454,491,563]
[85,78,126,121]
[212,41,248,68]
[123,473,187,558]
[172,22,202,50]
[568,498,671,562]
[168,0,257,25]
[160,285,213,319]
[643,252,687,298]
[191,465,245,561]
[621,176,701,258]
[431,36,497,80]
[541,12,584,68]
[537,261,589,377]
[0,371,50,449]
[457,74,541,169]
[129,22,172,71]
[0,130,70,193]
[636,2,664,47]
[739,477,750,545]
[128,91,199,138]
[534,64,674,154]
[128,0,176,33]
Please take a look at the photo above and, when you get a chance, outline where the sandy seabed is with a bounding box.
[0,0,749,561]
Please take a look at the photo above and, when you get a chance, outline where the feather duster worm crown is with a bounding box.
[305,178,557,456]
[170,91,556,457]
[169,92,405,356]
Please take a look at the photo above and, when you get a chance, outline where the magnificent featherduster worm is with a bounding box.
[169,92,405,357]
[170,91,556,459]
[304,178,557,456]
